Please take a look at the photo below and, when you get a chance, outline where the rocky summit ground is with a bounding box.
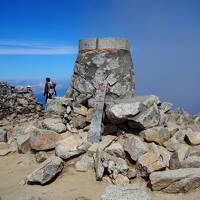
[1,153,200,200]
[1,81,200,200]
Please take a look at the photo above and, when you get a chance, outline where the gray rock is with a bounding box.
[124,135,148,161]
[0,129,7,142]
[127,168,137,179]
[35,151,48,163]
[72,115,86,129]
[95,149,105,180]
[159,102,173,113]
[42,118,66,133]
[73,77,95,94]
[106,142,125,158]
[163,136,180,152]
[27,156,64,184]
[106,73,118,86]
[101,184,152,200]
[128,104,161,129]
[150,168,200,193]
[181,156,200,168]
[94,150,128,180]
[46,97,72,115]
[169,152,181,170]
[16,125,33,153]
[88,135,116,156]
[106,101,141,124]
[75,153,94,172]
[55,133,89,159]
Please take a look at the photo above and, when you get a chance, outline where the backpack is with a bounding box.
[49,81,56,89]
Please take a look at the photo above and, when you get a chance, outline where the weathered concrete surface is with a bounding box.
[79,38,130,51]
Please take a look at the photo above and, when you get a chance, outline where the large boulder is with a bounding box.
[55,132,89,159]
[42,118,66,133]
[26,156,64,184]
[106,95,161,127]
[101,184,152,200]
[29,126,63,151]
[150,168,200,193]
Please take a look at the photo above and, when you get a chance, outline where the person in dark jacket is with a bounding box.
[44,77,56,102]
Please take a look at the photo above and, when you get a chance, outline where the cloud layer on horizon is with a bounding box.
[0,40,77,55]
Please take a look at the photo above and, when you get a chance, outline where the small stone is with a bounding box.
[66,106,71,114]
[27,156,64,184]
[163,136,180,152]
[159,102,173,113]
[75,197,91,200]
[0,129,7,142]
[106,142,125,158]
[73,106,88,116]
[72,115,86,129]
[75,153,94,172]
[169,152,181,170]
[127,168,137,179]
[181,156,200,168]
[141,127,171,146]
[112,174,130,184]
[35,151,48,163]
[185,128,200,145]
[124,135,148,161]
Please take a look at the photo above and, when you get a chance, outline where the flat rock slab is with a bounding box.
[55,133,89,159]
[88,135,116,156]
[150,168,200,193]
[42,118,66,133]
[27,156,64,184]
[101,184,152,200]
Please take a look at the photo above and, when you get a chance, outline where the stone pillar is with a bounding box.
[66,38,135,105]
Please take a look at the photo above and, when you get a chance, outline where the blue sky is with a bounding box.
[0,0,200,114]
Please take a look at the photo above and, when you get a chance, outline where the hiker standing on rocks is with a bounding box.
[44,77,57,102]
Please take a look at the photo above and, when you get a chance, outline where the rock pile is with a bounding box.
[0,82,42,126]
[1,38,200,200]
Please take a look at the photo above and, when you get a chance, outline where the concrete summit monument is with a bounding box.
[66,38,136,142]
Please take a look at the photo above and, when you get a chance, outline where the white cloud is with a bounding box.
[0,40,77,55]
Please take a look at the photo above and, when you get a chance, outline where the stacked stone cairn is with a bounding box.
[1,38,200,200]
